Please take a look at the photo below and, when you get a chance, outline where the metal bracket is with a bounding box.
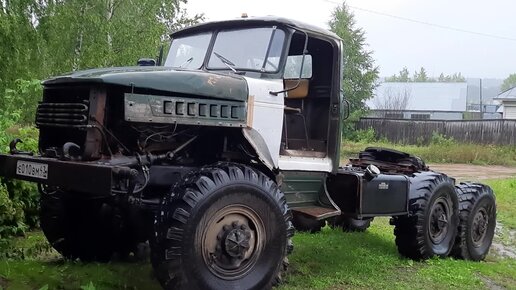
[9,139,33,156]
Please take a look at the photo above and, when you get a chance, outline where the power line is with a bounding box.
[322,0,516,42]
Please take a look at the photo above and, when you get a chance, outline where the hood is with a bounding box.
[43,67,249,102]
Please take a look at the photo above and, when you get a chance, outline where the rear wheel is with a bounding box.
[329,216,373,232]
[40,189,146,262]
[452,183,496,261]
[392,172,458,260]
[292,212,325,233]
[151,163,294,290]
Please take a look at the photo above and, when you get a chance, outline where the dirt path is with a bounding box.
[428,163,516,181]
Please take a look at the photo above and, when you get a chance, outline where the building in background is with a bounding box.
[366,81,502,120]
[494,87,516,119]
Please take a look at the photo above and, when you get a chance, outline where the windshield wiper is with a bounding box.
[213,52,237,73]
[179,57,194,68]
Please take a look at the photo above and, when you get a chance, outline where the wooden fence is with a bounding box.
[357,118,516,145]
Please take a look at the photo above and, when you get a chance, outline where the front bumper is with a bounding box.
[0,154,116,195]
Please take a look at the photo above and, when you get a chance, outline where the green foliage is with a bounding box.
[80,282,97,290]
[0,0,202,246]
[0,99,39,244]
[438,72,466,82]
[386,67,465,82]
[385,67,410,82]
[485,179,516,230]
[1,79,42,125]
[501,73,516,92]
[413,67,429,82]
[0,172,39,245]
[0,0,203,93]
[0,2,43,94]
[329,2,379,114]
[345,127,377,143]
[342,109,367,140]
[342,141,516,166]
[429,132,456,146]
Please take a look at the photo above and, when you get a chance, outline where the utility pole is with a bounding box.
[479,78,483,118]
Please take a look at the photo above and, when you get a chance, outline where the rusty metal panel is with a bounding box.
[83,87,107,159]
[124,93,247,127]
[291,206,339,220]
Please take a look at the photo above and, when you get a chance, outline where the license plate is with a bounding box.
[16,161,48,180]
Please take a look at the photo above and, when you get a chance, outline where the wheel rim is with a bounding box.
[471,207,489,248]
[201,204,265,280]
[428,196,451,244]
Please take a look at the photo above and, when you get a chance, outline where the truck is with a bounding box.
[0,16,496,290]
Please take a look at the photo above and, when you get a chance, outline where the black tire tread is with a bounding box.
[392,172,458,260]
[40,192,139,262]
[329,216,372,232]
[152,162,294,290]
[451,182,496,261]
[292,213,325,233]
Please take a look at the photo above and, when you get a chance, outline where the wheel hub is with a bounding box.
[429,198,450,244]
[472,208,489,247]
[223,222,252,258]
[201,205,264,280]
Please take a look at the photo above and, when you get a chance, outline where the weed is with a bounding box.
[430,132,456,146]
[342,141,516,166]
[80,282,97,290]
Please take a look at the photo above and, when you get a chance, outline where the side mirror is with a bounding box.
[137,58,156,66]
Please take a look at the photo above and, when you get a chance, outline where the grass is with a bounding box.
[0,258,158,290]
[341,141,516,166]
[281,221,516,290]
[485,179,516,230]
[0,178,514,290]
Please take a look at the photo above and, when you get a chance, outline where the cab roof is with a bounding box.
[171,16,342,41]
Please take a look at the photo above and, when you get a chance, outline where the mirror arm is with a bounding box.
[157,44,164,66]
[343,99,350,120]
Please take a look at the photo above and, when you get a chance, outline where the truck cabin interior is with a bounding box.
[281,31,334,158]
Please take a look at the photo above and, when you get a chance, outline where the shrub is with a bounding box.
[429,132,456,147]
[345,128,377,143]
[0,80,41,246]
[1,79,42,125]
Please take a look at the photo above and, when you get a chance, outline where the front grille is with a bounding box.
[36,101,89,128]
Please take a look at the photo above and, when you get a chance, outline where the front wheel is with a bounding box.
[392,172,459,260]
[40,190,145,262]
[151,163,294,290]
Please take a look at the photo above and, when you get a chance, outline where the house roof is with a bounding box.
[494,87,516,101]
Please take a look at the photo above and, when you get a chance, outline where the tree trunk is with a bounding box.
[106,0,114,49]
[73,4,86,71]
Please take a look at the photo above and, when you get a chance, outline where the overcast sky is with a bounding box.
[185,0,516,79]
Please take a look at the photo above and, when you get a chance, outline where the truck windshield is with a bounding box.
[165,27,285,73]
[165,33,211,69]
[208,27,285,72]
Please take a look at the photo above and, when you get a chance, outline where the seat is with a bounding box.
[283,79,310,149]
